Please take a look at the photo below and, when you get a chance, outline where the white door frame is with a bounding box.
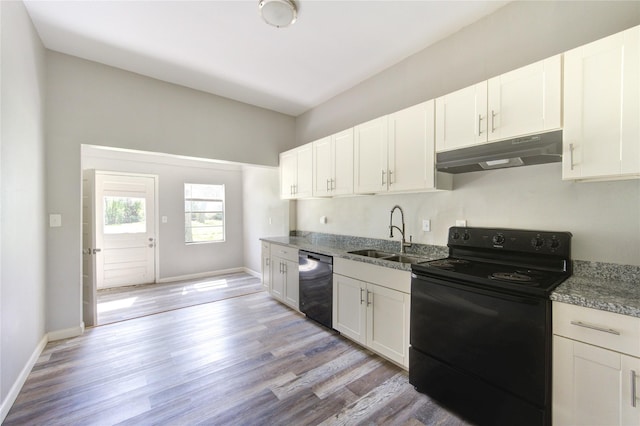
[82,170,160,323]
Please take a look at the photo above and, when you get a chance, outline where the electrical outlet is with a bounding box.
[422,219,431,232]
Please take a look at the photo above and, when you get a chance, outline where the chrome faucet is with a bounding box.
[389,205,412,254]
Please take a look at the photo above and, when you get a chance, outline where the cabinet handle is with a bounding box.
[366,290,372,306]
[491,110,496,133]
[381,170,386,186]
[326,179,330,191]
[266,258,269,266]
[569,143,575,171]
[632,370,637,408]
[331,178,335,190]
[388,170,393,185]
[570,320,621,335]
[360,288,364,304]
[478,114,483,136]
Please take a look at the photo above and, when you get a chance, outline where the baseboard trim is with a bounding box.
[244,267,261,279]
[1,334,48,423]
[157,267,245,283]
[48,323,85,342]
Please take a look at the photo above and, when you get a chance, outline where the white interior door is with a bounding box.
[95,172,156,289]
[82,169,98,327]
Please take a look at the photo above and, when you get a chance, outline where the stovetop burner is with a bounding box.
[412,227,572,297]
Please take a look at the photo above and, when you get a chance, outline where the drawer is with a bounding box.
[270,243,298,262]
[261,241,270,255]
[334,258,410,293]
[553,301,640,357]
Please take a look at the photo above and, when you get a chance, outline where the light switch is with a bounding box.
[422,219,431,232]
[49,214,62,227]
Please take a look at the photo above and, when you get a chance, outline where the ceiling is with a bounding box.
[24,0,509,117]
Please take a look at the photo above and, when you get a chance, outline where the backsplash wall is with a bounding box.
[295,163,640,266]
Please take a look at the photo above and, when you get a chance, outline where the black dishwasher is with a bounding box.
[299,250,333,329]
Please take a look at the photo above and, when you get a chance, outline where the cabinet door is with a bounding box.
[295,144,313,198]
[622,354,640,424]
[279,151,297,199]
[333,274,366,345]
[312,136,333,197]
[563,26,640,180]
[388,100,435,192]
[261,242,270,290]
[332,128,354,196]
[283,259,299,310]
[270,257,285,301]
[366,283,410,368]
[354,116,389,194]
[435,81,487,151]
[553,335,624,426]
[487,55,562,142]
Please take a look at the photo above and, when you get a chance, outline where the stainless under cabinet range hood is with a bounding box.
[436,130,563,174]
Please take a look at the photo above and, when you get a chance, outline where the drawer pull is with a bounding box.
[570,320,621,335]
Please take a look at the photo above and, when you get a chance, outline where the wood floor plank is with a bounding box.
[5,275,471,426]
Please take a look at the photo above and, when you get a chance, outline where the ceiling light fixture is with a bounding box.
[258,0,297,28]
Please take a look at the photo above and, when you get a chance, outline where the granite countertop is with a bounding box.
[263,233,640,318]
[550,260,640,318]
[261,235,448,272]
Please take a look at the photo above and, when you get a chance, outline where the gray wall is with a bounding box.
[295,1,640,267]
[45,52,296,334]
[0,0,47,414]
[82,147,247,280]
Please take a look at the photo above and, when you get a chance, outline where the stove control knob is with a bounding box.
[463,232,470,241]
[452,231,460,240]
[492,233,505,245]
[547,237,560,249]
[531,236,545,249]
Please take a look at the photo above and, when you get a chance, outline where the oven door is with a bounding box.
[410,272,551,418]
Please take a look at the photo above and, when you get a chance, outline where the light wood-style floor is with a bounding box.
[97,272,264,325]
[6,287,471,425]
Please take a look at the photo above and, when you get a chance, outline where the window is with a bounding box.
[104,196,146,234]
[184,183,225,243]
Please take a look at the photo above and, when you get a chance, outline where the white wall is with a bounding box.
[298,164,640,266]
[242,166,291,274]
[45,52,295,335]
[82,147,248,280]
[0,0,47,417]
[295,1,640,267]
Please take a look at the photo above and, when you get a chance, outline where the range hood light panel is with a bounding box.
[479,157,525,170]
[485,159,511,167]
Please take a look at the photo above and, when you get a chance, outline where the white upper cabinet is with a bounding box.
[355,101,450,194]
[313,128,354,197]
[280,143,313,199]
[354,116,389,194]
[389,100,451,192]
[435,82,488,151]
[487,55,562,142]
[436,55,562,152]
[563,25,640,181]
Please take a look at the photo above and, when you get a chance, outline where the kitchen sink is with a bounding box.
[383,255,424,264]
[348,249,394,258]
[348,249,426,264]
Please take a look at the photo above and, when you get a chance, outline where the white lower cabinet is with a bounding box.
[261,241,270,291]
[333,258,410,368]
[553,301,640,425]
[269,243,299,310]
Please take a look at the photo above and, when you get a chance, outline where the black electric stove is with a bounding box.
[410,227,572,426]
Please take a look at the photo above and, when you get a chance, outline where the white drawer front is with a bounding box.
[270,243,298,262]
[553,301,640,357]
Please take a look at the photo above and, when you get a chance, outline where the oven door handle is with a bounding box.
[412,274,540,305]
